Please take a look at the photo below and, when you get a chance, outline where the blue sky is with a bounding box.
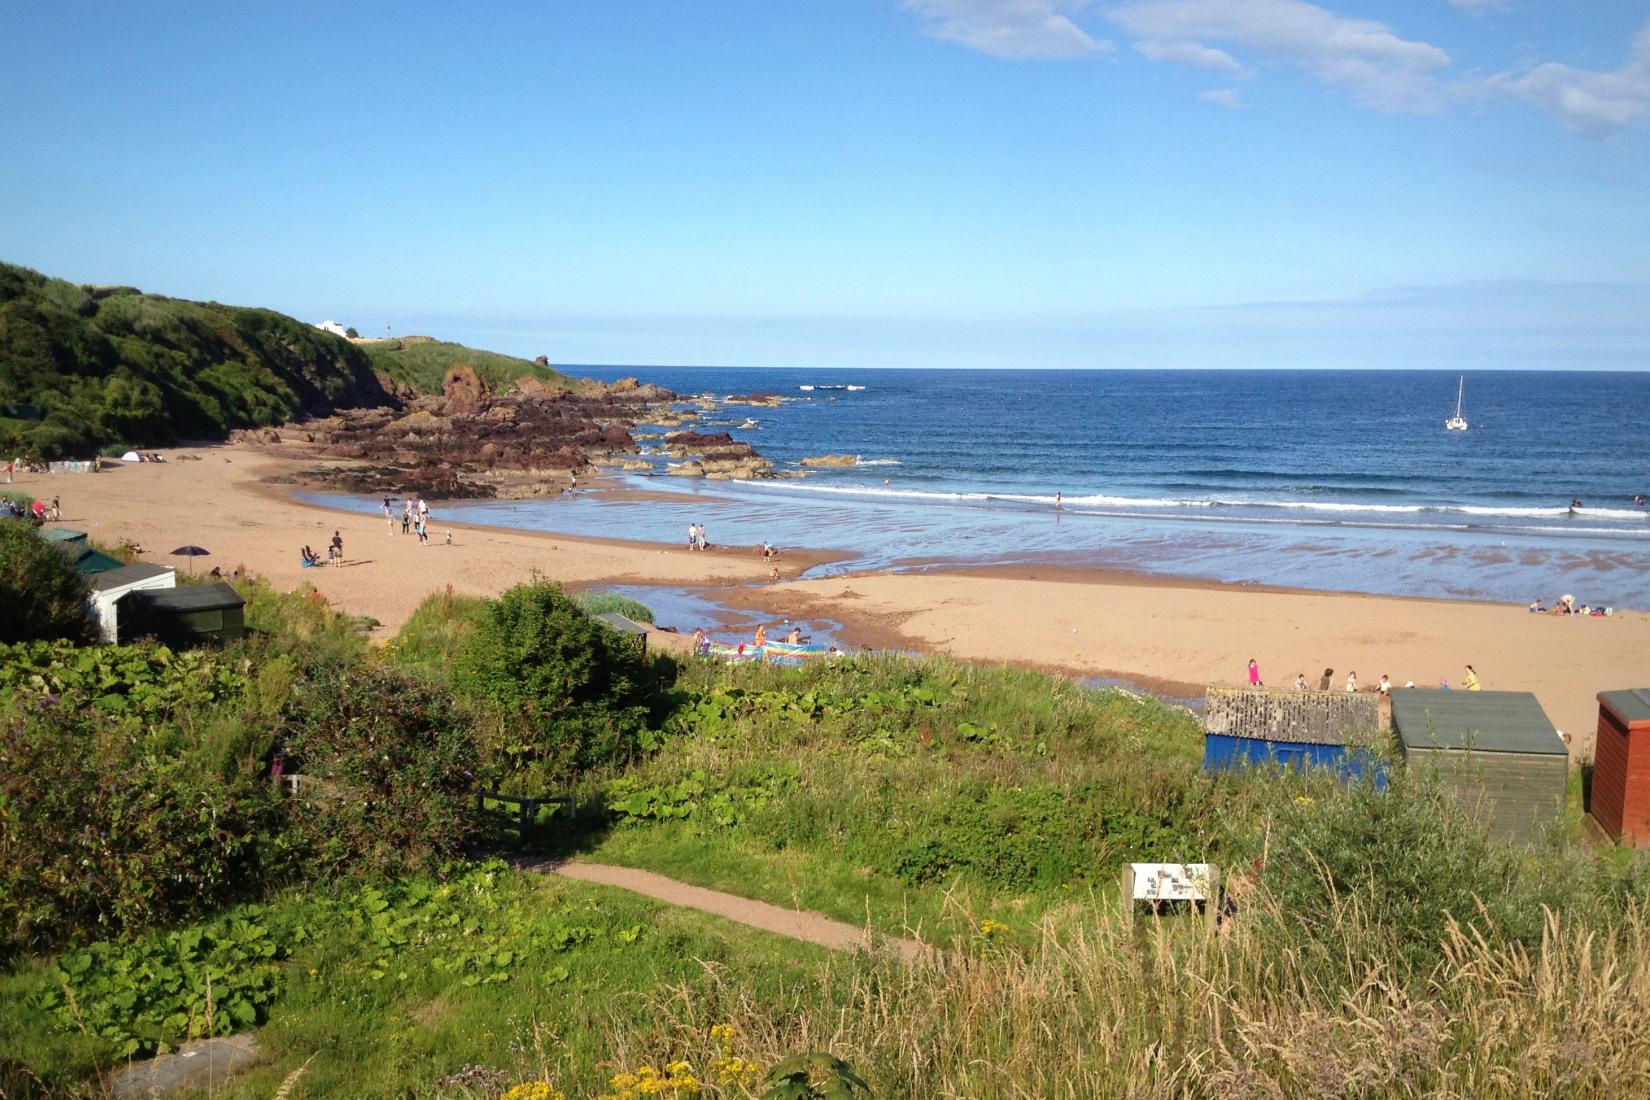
[2,1,1647,369]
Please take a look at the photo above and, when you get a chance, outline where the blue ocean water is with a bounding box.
[312,368,1650,609]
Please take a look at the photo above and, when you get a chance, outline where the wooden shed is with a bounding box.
[1389,690,1566,846]
[1591,689,1650,846]
[116,582,245,647]
[1203,686,1384,779]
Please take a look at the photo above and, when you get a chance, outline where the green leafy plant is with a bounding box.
[762,1053,870,1099]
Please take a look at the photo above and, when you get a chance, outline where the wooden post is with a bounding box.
[1203,866,1223,934]
[1120,865,1136,930]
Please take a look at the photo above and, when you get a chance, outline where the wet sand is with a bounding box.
[19,444,1647,756]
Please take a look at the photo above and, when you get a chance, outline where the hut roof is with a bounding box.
[592,611,649,637]
[1389,690,1563,756]
[1203,686,1381,746]
[89,562,174,592]
[1599,688,1650,727]
[120,582,245,614]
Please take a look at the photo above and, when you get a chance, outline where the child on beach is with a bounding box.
[1247,659,1261,687]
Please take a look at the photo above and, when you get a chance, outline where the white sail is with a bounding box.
[1445,376,1468,431]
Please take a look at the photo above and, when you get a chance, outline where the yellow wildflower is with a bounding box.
[500,1083,566,1100]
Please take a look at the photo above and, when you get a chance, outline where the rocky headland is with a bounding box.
[242,368,774,498]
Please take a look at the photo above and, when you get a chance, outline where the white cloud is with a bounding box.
[1137,38,1244,73]
[1198,87,1246,107]
[1484,27,1650,136]
[904,0,1112,59]
[1106,0,1451,112]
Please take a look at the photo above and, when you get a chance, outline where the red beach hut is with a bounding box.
[1592,689,1650,845]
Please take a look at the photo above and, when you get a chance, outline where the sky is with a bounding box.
[2,1,1648,370]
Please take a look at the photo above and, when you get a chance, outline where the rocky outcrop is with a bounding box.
[250,377,772,498]
[726,393,783,408]
[800,454,858,468]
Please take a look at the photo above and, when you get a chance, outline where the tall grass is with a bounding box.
[601,888,1650,1098]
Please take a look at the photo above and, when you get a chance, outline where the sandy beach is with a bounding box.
[17,445,1647,755]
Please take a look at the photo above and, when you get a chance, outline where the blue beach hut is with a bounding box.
[1202,686,1386,781]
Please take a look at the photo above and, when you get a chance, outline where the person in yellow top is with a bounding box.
[753,623,767,649]
[1463,664,1482,691]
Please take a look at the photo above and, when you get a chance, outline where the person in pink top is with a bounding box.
[1247,658,1262,687]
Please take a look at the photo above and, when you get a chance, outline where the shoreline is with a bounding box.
[18,442,1648,757]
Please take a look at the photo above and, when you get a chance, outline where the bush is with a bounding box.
[0,520,92,644]
[0,697,279,959]
[456,580,650,783]
[275,664,479,877]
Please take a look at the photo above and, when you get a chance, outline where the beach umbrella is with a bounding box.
[170,545,211,574]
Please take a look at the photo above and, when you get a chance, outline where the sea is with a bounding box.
[308,368,1650,613]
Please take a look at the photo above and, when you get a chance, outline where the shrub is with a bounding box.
[0,697,279,959]
[0,520,92,644]
[456,580,649,783]
[275,664,479,877]
[388,587,489,675]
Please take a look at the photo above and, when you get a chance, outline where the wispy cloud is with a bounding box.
[1483,26,1650,136]
[904,0,1112,59]
[1106,0,1450,112]
[1198,86,1245,107]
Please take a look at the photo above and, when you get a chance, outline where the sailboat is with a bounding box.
[1445,376,1469,432]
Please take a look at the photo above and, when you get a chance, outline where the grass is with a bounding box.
[572,591,658,624]
[362,339,570,396]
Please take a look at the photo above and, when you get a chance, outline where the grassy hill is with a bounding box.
[359,336,570,395]
[0,262,393,459]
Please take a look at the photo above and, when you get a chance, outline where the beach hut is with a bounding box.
[592,611,649,655]
[1590,689,1650,845]
[1202,686,1383,775]
[115,582,245,646]
[45,529,125,575]
[87,563,176,643]
[1388,690,1567,846]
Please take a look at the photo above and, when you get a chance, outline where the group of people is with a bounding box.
[384,496,433,543]
[300,530,348,567]
[689,622,813,656]
[0,495,59,522]
[1530,594,1612,617]
[1252,659,1482,695]
[686,522,709,550]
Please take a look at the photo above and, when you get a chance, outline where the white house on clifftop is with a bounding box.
[315,320,349,337]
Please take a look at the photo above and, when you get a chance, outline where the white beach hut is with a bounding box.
[88,562,177,643]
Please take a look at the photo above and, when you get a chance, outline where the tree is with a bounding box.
[344,326,358,339]
[0,520,92,643]
[455,579,648,779]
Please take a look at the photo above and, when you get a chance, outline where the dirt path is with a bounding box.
[521,859,946,965]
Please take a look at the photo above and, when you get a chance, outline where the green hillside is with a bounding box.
[360,337,569,395]
[0,262,393,459]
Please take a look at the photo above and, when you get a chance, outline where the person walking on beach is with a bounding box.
[1055,491,1062,510]
[753,623,767,648]
[329,530,344,564]
[687,522,697,550]
[1247,659,1261,687]
[383,496,395,532]
[697,523,708,550]
[49,496,60,521]
[416,516,428,544]
[1318,668,1334,691]
[1463,664,1482,691]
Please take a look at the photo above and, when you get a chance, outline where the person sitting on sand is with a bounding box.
[1345,671,1358,693]
[1294,672,1308,691]
[1377,674,1391,696]
[1463,664,1481,691]
[786,626,802,644]
[301,545,320,567]
[1529,598,1546,613]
